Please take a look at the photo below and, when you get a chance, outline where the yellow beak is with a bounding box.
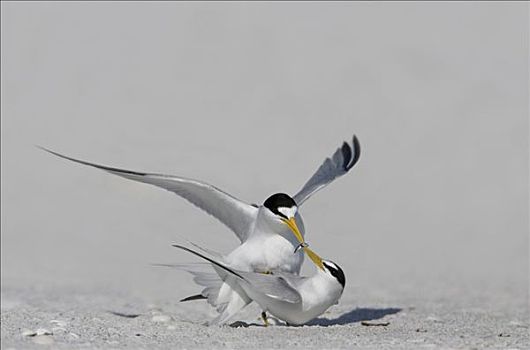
[304,246,325,270]
[282,217,324,270]
[282,217,305,245]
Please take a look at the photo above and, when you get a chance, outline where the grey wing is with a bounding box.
[239,271,302,304]
[172,244,302,304]
[293,135,361,206]
[40,147,258,242]
[273,271,310,291]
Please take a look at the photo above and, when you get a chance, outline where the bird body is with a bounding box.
[172,244,345,325]
[225,209,305,273]
[257,271,344,325]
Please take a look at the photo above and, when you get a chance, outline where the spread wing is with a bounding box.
[40,147,258,242]
[293,135,361,206]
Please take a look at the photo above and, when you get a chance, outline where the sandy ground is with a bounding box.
[1,284,528,349]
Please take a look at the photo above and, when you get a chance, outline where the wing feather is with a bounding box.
[293,135,361,206]
[238,272,302,304]
[39,147,258,242]
[172,245,302,305]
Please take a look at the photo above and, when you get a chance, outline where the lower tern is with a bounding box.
[40,135,360,275]
[169,243,345,326]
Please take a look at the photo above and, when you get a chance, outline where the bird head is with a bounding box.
[263,193,304,244]
[263,193,329,271]
[321,259,346,288]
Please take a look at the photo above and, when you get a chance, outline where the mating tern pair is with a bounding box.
[41,134,360,325]
[166,243,345,326]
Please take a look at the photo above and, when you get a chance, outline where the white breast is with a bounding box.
[225,209,305,273]
[226,233,304,273]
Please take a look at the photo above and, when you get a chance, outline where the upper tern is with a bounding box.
[40,135,360,275]
[168,243,345,326]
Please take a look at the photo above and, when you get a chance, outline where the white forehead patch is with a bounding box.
[277,206,297,218]
[324,261,338,270]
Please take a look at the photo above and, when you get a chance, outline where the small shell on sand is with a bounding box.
[151,314,172,323]
[36,328,53,336]
[22,328,54,341]
[21,329,36,337]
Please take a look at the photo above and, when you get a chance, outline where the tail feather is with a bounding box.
[172,244,247,281]
[154,262,224,308]
[180,294,208,302]
[161,244,254,325]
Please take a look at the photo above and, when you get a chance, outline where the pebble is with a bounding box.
[425,315,442,322]
[36,328,53,336]
[22,329,37,337]
[50,320,68,327]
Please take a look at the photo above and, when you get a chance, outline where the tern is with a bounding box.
[165,243,345,326]
[40,135,360,275]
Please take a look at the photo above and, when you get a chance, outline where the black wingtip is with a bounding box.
[341,134,361,171]
[38,146,148,177]
[340,141,352,172]
[351,134,361,167]
[36,145,62,157]
[171,244,246,281]
[180,294,207,302]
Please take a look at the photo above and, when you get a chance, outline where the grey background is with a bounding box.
[1,2,528,305]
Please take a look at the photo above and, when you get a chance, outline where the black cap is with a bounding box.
[263,193,297,218]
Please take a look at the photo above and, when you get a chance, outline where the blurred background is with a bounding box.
[1,2,528,305]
